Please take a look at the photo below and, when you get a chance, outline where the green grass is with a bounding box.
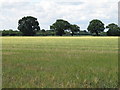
[2,36,118,88]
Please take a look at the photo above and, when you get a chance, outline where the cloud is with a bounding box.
[0,0,119,30]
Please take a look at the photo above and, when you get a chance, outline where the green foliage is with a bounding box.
[50,19,71,36]
[2,30,22,36]
[70,24,80,36]
[87,19,105,36]
[99,32,107,36]
[79,31,91,36]
[2,18,119,37]
[18,16,40,36]
[36,30,55,36]
[106,23,120,36]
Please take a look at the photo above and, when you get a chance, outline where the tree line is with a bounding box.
[1,16,120,36]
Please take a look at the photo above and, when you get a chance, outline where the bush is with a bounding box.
[2,30,23,36]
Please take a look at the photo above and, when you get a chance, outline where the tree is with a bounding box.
[87,19,105,36]
[41,29,46,32]
[50,19,71,36]
[106,23,120,36]
[70,24,80,36]
[18,16,40,36]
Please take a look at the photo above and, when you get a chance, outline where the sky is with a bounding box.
[0,0,119,31]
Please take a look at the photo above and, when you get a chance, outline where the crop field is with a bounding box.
[2,36,118,88]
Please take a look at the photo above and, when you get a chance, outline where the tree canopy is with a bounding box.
[3,17,119,36]
[50,19,71,36]
[70,24,80,36]
[106,23,120,36]
[18,16,40,36]
[87,19,105,36]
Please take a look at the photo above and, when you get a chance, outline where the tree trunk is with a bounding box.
[96,32,99,36]
[71,32,74,36]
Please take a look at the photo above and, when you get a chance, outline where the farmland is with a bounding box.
[2,36,118,88]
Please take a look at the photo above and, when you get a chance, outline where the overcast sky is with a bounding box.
[0,0,119,30]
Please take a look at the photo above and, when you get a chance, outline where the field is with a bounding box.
[2,36,118,88]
